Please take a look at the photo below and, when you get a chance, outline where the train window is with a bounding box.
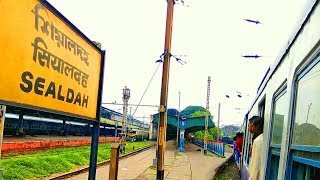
[267,88,288,180]
[288,57,320,179]
[271,90,288,145]
[292,60,320,147]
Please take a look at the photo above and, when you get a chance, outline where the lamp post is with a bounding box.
[122,86,130,141]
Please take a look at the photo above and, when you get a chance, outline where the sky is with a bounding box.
[47,0,310,126]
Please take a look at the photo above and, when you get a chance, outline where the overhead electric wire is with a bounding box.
[131,62,161,119]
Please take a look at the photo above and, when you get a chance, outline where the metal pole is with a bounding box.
[304,103,312,142]
[129,107,132,129]
[176,92,180,150]
[204,76,211,155]
[218,102,221,140]
[149,115,153,140]
[122,86,130,141]
[306,103,312,124]
[157,0,175,179]
[0,105,6,159]
[142,115,145,141]
[88,121,100,180]
[122,101,126,140]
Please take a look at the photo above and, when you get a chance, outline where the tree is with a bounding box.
[193,127,221,140]
[208,127,222,140]
[190,110,207,118]
[194,130,204,138]
[181,106,207,116]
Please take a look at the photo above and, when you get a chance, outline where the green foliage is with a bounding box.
[181,106,207,116]
[190,110,208,118]
[194,130,204,138]
[0,141,152,180]
[183,105,212,119]
[193,127,222,140]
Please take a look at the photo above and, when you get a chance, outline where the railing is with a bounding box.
[191,137,225,157]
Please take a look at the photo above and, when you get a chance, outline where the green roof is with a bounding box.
[153,114,215,133]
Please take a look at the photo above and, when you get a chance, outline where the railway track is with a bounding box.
[48,144,154,180]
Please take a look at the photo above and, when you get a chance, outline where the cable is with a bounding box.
[131,63,161,119]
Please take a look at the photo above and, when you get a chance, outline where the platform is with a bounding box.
[67,141,233,180]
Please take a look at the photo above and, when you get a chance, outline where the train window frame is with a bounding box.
[286,54,320,180]
[266,84,287,180]
[243,115,252,166]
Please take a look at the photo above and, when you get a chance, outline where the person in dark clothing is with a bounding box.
[233,136,239,164]
[234,132,244,165]
[235,132,244,153]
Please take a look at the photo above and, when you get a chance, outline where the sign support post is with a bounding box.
[0,105,6,159]
[0,105,6,176]
[88,121,101,180]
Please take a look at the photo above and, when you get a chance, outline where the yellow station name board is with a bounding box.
[0,0,104,120]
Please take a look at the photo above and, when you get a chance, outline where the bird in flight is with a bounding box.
[243,19,262,24]
[242,55,262,59]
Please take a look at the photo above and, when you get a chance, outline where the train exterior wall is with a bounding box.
[242,1,320,179]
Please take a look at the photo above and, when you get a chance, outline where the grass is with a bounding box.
[214,159,240,180]
[149,166,157,170]
[0,141,152,180]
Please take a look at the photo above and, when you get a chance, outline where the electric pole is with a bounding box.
[204,76,211,155]
[122,86,130,141]
[157,0,175,179]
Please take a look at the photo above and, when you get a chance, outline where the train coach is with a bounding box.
[3,106,149,138]
[4,114,116,137]
[240,1,320,179]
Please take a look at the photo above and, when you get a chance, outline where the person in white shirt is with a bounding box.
[248,116,264,180]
